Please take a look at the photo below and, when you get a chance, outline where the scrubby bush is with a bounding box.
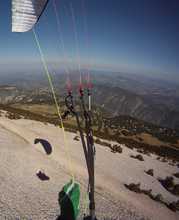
[124,183,141,193]
[5,112,21,120]
[173,184,179,196]
[124,182,178,212]
[153,194,164,202]
[167,200,179,212]
[74,136,80,141]
[94,138,111,148]
[158,176,179,195]
[145,169,154,177]
[158,176,175,191]
[174,172,179,178]
[161,157,168,163]
[130,154,144,161]
[110,144,123,153]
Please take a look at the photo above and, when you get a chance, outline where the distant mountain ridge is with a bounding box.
[93,84,179,129]
[0,70,179,129]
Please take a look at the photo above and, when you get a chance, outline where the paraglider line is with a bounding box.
[81,0,92,111]
[32,28,75,181]
[70,3,82,86]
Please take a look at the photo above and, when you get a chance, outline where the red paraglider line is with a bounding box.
[69,3,83,91]
[53,0,72,94]
[81,0,90,80]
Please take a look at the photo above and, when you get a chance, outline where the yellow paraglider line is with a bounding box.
[32,28,75,182]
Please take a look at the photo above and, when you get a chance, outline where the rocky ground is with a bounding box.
[0,112,178,220]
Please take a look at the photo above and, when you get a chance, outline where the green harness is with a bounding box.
[59,180,80,220]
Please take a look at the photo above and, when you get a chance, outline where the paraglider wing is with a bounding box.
[12,0,49,32]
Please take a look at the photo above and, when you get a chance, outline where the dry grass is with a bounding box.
[139,133,167,146]
[12,104,57,116]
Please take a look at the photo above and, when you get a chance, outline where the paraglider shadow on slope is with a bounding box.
[34,138,52,155]
[56,190,75,220]
[36,170,50,181]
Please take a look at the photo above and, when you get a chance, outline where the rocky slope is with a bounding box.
[93,84,179,129]
[0,113,178,220]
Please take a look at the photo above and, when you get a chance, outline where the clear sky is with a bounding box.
[0,0,179,80]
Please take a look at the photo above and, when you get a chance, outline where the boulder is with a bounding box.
[173,184,179,196]
[167,201,179,212]
[174,172,179,178]
[73,136,80,141]
[145,169,154,177]
[124,183,141,193]
[130,154,144,161]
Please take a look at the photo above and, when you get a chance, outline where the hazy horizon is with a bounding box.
[0,0,179,83]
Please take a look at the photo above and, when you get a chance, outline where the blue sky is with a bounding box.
[0,0,179,81]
